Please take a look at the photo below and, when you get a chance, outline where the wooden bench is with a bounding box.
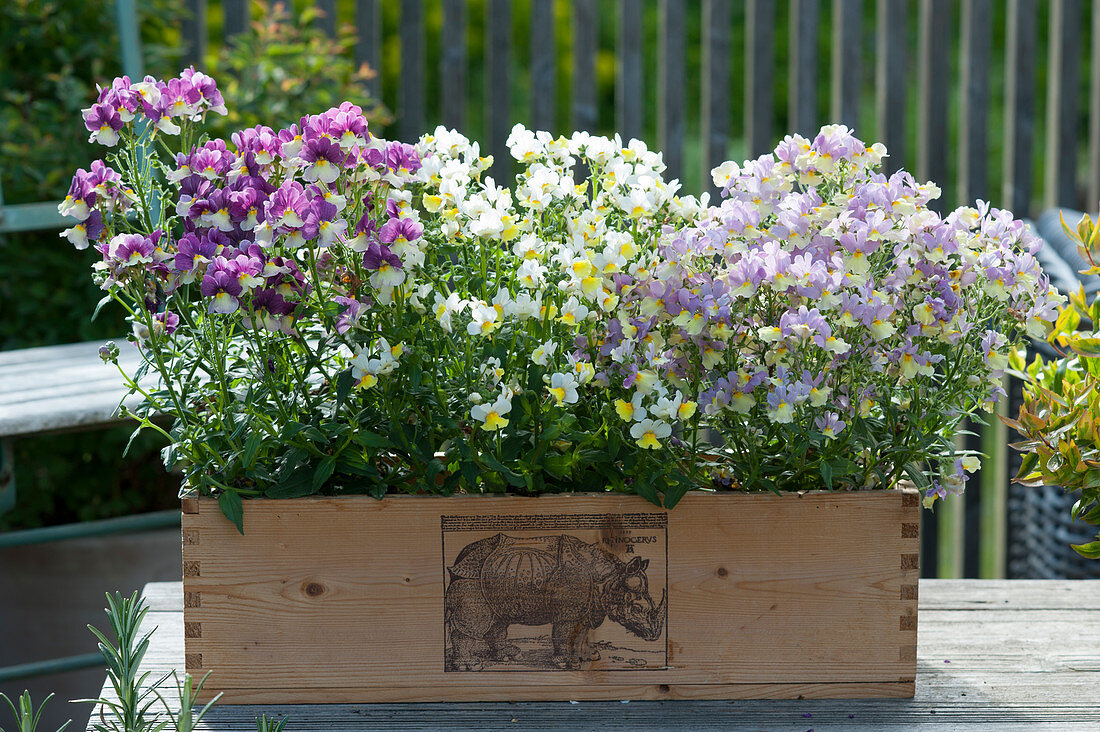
[0,339,151,513]
[82,579,1100,730]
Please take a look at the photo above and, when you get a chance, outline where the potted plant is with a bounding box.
[61,70,1060,701]
[1008,211,1100,560]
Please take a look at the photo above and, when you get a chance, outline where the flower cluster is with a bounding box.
[594,125,1063,502]
[63,72,1060,524]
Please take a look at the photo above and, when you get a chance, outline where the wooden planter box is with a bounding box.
[181,489,920,702]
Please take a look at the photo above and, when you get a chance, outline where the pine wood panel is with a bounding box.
[182,490,918,702]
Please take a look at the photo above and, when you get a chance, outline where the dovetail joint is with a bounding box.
[183,561,201,577]
[901,522,919,538]
[185,622,202,638]
[185,653,202,670]
[901,553,919,571]
[184,592,202,608]
[901,584,918,600]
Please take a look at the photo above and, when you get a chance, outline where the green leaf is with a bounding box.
[266,466,315,498]
[1070,540,1100,559]
[353,431,393,449]
[243,432,263,468]
[334,368,354,409]
[313,455,336,491]
[662,480,690,509]
[480,453,525,487]
[459,460,479,488]
[91,294,113,323]
[820,461,834,489]
[1070,337,1100,357]
[218,491,244,535]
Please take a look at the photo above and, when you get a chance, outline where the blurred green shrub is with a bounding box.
[206,0,390,139]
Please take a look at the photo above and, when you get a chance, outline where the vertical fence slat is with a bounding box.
[316,0,337,36]
[1003,0,1037,216]
[830,0,862,130]
[531,0,556,132]
[917,0,950,212]
[702,0,731,194]
[486,0,512,182]
[789,0,819,136]
[441,0,466,131]
[745,0,775,159]
[114,0,144,79]
[399,0,424,142]
[573,0,599,133]
[1045,0,1082,209]
[875,0,906,175]
[659,0,686,182]
[1090,0,1100,208]
[958,0,991,206]
[356,0,382,99]
[616,0,644,141]
[181,0,208,68]
[224,0,249,41]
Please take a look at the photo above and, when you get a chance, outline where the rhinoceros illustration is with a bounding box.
[444,533,666,671]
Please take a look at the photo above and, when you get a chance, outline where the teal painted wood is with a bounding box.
[572,0,599,133]
[0,202,68,234]
[485,0,512,183]
[181,0,208,68]
[702,0,730,196]
[1004,0,1037,216]
[399,0,425,143]
[616,0,643,142]
[530,0,556,132]
[224,0,249,40]
[441,0,467,131]
[658,0,686,182]
[917,0,949,215]
[745,0,775,159]
[875,0,907,175]
[789,0,820,137]
[958,0,991,206]
[830,0,861,130]
[1044,0,1082,209]
[1091,0,1100,208]
[355,0,382,98]
[316,0,337,37]
[114,0,144,80]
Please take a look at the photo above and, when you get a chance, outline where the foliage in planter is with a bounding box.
[1008,211,1100,559]
[61,70,1060,530]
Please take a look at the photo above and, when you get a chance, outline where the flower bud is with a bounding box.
[99,341,120,363]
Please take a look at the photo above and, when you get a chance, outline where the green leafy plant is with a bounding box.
[155,671,221,732]
[255,715,288,732]
[1008,211,1100,559]
[0,691,70,732]
[78,591,169,732]
[205,0,389,139]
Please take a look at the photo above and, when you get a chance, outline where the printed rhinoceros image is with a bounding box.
[444,532,666,671]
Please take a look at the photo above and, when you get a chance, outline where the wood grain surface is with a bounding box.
[82,580,1100,730]
[182,490,918,702]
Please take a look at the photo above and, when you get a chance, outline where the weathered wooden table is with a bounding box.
[82,580,1100,730]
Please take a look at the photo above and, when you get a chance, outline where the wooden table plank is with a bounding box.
[0,340,152,437]
[85,581,1100,729]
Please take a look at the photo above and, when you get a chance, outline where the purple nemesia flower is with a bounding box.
[299,137,345,184]
[362,241,402,272]
[378,217,423,245]
[201,257,245,313]
[333,296,365,334]
[82,103,124,146]
[249,288,295,334]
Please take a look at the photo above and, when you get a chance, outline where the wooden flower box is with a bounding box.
[181,489,920,702]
